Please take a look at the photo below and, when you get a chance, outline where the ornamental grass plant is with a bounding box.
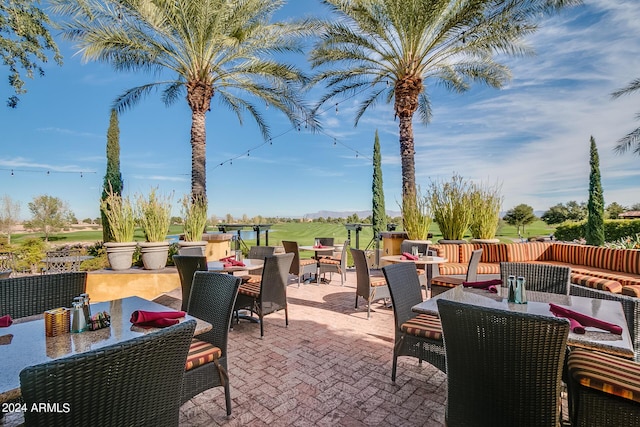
[401,189,431,240]
[429,174,474,241]
[100,187,135,243]
[181,194,208,242]
[136,188,173,242]
[469,181,503,240]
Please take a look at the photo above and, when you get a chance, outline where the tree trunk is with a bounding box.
[394,77,422,202]
[190,110,207,199]
[187,80,214,200]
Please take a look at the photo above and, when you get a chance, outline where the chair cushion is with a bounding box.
[300,259,317,266]
[241,274,261,284]
[238,281,261,298]
[319,258,341,265]
[622,285,640,298]
[571,273,623,293]
[431,276,464,288]
[401,314,443,340]
[568,349,640,404]
[185,339,221,371]
[370,277,387,287]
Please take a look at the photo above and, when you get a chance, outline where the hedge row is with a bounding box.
[554,219,640,242]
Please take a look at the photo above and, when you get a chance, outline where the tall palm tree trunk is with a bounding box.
[395,78,422,200]
[190,110,207,199]
[187,81,213,200]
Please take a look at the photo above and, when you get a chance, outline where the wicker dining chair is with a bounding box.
[567,348,640,426]
[42,248,82,274]
[172,255,208,312]
[430,249,483,297]
[313,237,334,259]
[500,262,571,295]
[382,262,446,380]
[182,272,242,415]
[318,239,349,285]
[0,272,87,319]
[437,299,569,427]
[282,241,318,287]
[247,245,276,260]
[234,252,294,337]
[20,320,196,427]
[351,247,390,319]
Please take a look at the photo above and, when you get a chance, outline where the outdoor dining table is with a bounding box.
[207,258,264,273]
[298,245,336,284]
[0,296,212,404]
[413,285,635,359]
[380,255,447,287]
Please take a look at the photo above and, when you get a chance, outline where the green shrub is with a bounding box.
[604,234,640,249]
[401,189,431,240]
[429,174,474,240]
[15,238,46,273]
[554,219,640,243]
[469,181,503,240]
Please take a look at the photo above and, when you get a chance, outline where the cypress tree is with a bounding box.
[101,109,124,242]
[372,130,386,236]
[586,136,605,246]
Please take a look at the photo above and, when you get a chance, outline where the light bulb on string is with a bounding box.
[47,171,50,175]
[11,170,14,176]
[80,172,83,178]
[335,103,339,114]
[333,138,337,146]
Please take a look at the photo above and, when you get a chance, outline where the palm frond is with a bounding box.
[614,128,640,155]
[612,78,640,99]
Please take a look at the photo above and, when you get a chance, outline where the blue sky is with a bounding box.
[2,0,640,221]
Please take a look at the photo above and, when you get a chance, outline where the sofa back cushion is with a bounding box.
[527,242,554,261]
[459,244,474,264]
[619,249,640,275]
[431,244,459,263]
[467,243,508,263]
[551,243,587,266]
[584,246,620,271]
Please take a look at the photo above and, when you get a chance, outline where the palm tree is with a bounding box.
[612,78,640,156]
[51,0,317,200]
[310,0,581,201]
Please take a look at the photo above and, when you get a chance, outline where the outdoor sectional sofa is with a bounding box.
[431,241,640,296]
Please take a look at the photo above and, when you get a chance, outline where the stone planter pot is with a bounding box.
[470,238,500,244]
[438,239,468,244]
[104,242,137,271]
[139,241,170,270]
[177,241,207,256]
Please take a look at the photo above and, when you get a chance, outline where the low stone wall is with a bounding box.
[86,268,179,302]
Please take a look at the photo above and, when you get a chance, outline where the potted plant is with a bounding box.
[178,194,208,256]
[429,173,474,243]
[100,187,136,270]
[136,188,173,270]
[401,187,432,245]
[469,181,503,243]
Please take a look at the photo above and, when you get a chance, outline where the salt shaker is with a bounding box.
[515,276,528,304]
[507,275,516,303]
[80,293,91,322]
[71,297,87,333]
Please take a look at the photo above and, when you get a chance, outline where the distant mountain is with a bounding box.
[304,209,401,220]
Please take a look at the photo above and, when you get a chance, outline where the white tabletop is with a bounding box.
[413,285,634,359]
[207,258,264,272]
[380,255,447,265]
[0,296,211,403]
[299,245,335,252]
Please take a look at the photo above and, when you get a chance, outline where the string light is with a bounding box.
[211,82,379,169]
[1,168,96,176]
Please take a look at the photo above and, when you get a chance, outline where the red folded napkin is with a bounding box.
[0,314,13,328]
[402,252,419,261]
[463,279,503,289]
[223,259,245,267]
[130,310,186,328]
[549,303,622,335]
[487,285,499,294]
[220,256,234,262]
[313,244,326,249]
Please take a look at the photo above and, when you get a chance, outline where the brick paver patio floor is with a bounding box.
[174,268,448,426]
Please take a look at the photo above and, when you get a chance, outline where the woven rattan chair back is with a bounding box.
[183,272,242,414]
[260,252,294,314]
[383,262,446,377]
[0,252,15,277]
[282,241,302,275]
[319,239,349,285]
[500,262,570,295]
[314,237,334,258]
[172,255,208,311]
[466,249,483,282]
[248,246,276,260]
[400,240,429,256]
[438,299,569,427]
[0,272,87,319]
[20,320,196,427]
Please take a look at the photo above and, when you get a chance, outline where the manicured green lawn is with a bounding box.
[9,220,556,246]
